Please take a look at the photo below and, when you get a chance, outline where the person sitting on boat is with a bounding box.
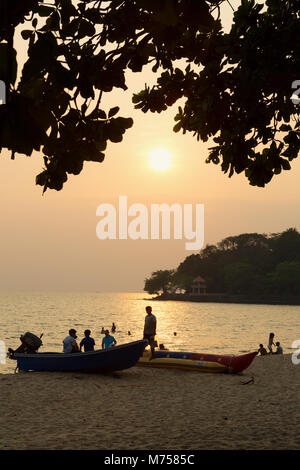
[275,341,283,354]
[111,322,116,333]
[102,330,117,349]
[80,329,95,352]
[143,306,157,360]
[63,329,79,353]
[159,343,168,351]
[258,344,267,356]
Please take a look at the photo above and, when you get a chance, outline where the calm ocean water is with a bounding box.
[0,291,299,374]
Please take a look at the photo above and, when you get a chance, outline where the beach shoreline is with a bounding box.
[0,353,299,450]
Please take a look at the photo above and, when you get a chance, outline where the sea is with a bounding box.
[0,291,299,374]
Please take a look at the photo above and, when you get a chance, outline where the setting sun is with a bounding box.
[148,148,172,171]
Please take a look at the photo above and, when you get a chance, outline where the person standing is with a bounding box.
[143,306,157,359]
[267,332,276,354]
[63,329,79,353]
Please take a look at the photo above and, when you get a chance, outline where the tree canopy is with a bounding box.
[144,228,300,296]
[144,269,175,295]
[0,0,299,191]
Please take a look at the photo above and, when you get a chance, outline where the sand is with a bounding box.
[0,353,299,450]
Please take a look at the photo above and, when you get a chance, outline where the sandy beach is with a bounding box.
[0,353,299,450]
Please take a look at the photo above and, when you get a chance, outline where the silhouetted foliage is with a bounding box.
[269,228,300,264]
[145,228,300,296]
[223,262,265,294]
[144,269,175,295]
[0,0,299,191]
[267,261,300,295]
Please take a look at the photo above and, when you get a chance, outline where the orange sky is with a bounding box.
[1,1,299,292]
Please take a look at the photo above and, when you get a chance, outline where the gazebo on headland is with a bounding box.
[190,276,207,295]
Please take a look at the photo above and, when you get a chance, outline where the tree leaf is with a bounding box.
[21,30,33,40]
[38,5,56,17]
[108,106,119,118]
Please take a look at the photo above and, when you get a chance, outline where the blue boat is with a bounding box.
[11,340,147,373]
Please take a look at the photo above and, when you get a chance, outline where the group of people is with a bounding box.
[63,310,285,360]
[258,332,283,355]
[100,323,116,334]
[63,325,117,353]
[62,306,158,356]
[63,313,286,362]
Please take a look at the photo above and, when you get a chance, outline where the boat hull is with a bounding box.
[137,350,257,374]
[13,340,147,373]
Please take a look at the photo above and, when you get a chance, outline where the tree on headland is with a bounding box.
[171,271,194,294]
[223,262,265,294]
[267,261,300,295]
[144,228,300,297]
[0,0,299,191]
[270,228,300,265]
[144,270,175,295]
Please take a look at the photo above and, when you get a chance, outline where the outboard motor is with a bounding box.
[8,332,43,358]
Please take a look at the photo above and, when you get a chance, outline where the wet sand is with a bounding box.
[0,354,299,450]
